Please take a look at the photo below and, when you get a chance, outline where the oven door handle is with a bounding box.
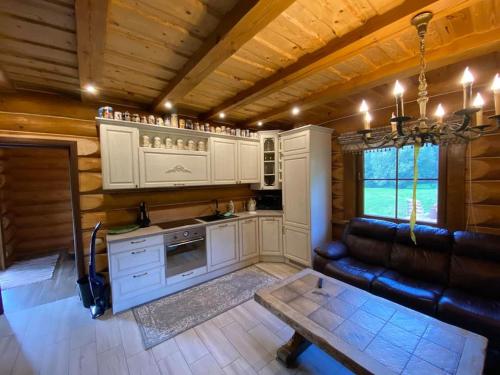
[166,237,205,248]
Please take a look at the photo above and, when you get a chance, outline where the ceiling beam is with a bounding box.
[244,27,500,125]
[75,0,109,101]
[152,0,296,112]
[203,0,480,120]
[0,66,13,90]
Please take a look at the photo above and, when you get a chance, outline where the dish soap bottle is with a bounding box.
[227,200,235,215]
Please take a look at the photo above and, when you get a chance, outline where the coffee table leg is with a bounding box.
[277,331,311,367]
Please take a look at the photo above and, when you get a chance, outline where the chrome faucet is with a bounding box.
[213,199,220,216]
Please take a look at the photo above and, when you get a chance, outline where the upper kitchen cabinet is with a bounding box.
[280,125,333,267]
[211,138,260,185]
[253,130,281,190]
[100,124,140,190]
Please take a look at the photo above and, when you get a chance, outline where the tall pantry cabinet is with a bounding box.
[280,125,333,266]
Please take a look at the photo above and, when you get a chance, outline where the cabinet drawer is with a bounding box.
[108,235,164,255]
[280,131,309,155]
[112,266,165,301]
[110,244,164,278]
[167,266,207,286]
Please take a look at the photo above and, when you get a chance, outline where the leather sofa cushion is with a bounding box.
[314,241,348,260]
[372,270,444,316]
[323,257,386,291]
[450,231,500,299]
[344,218,397,267]
[390,223,452,284]
[438,288,500,346]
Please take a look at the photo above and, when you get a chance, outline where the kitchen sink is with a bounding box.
[197,213,238,222]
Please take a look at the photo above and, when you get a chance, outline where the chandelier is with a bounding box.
[357,11,500,149]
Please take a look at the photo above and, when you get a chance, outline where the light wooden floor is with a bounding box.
[2,252,77,313]
[0,262,352,375]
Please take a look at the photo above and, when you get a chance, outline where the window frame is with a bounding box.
[356,145,447,227]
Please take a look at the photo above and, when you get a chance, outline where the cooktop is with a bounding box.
[157,218,202,230]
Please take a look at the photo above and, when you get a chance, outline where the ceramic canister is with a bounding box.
[153,136,162,148]
[132,113,140,122]
[179,118,186,129]
[98,106,113,119]
[140,115,148,124]
[176,139,184,148]
[124,111,131,121]
[114,111,122,120]
[156,117,164,126]
[165,137,173,149]
[142,135,151,147]
[171,114,178,128]
[148,115,156,124]
[187,140,195,150]
[197,140,205,151]
[164,116,171,127]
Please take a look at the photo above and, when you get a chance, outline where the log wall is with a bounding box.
[0,93,254,275]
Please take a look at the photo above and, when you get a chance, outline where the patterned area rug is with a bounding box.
[0,253,59,289]
[133,266,278,349]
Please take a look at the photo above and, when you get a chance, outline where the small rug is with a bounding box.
[0,253,59,289]
[133,266,278,349]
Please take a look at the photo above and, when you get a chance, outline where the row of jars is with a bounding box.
[142,135,206,152]
[98,106,257,138]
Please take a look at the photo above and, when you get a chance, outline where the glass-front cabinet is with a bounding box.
[254,130,281,190]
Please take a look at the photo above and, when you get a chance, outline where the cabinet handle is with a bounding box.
[130,239,146,244]
[131,249,146,255]
[133,272,148,278]
[182,271,194,277]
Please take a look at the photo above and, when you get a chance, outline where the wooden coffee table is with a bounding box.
[254,269,487,375]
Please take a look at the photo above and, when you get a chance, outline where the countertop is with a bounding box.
[106,210,283,243]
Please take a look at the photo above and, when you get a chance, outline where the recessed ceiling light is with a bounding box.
[164,100,173,109]
[257,121,263,126]
[84,84,97,94]
[291,106,300,116]
[219,112,226,119]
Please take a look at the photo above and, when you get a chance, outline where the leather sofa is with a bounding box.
[314,217,500,373]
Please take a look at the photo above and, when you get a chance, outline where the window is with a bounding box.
[362,144,439,223]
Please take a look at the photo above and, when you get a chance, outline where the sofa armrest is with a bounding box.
[314,241,348,260]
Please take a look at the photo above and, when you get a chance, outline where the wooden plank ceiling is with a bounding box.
[0,0,499,128]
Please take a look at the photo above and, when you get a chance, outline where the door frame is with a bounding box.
[0,137,85,278]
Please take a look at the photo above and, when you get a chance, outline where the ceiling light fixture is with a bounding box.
[164,100,173,109]
[291,106,300,116]
[84,84,97,94]
[257,121,263,126]
[219,112,226,119]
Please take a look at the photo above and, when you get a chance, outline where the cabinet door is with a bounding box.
[259,217,282,256]
[283,226,310,266]
[238,140,260,183]
[207,222,239,271]
[280,131,309,155]
[100,124,139,189]
[139,148,210,188]
[211,138,237,184]
[282,153,310,229]
[239,218,259,261]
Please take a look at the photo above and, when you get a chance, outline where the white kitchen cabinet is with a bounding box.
[100,124,139,189]
[211,138,238,184]
[238,141,260,183]
[283,226,310,266]
[259,216,282,256]
[239,217,259,261]
[139,148,210,188]
[280,126,333,266]
[207,221,239,271]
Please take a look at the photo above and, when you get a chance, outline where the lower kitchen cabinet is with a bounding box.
[259,217,283,256]
[283,225,310,266]
[239,217,259,261]
[207,221,239,271]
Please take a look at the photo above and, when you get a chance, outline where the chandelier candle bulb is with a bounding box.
[435,104,445,125]
[472,93,485,125]
[359,100,369,113]
[393,80,405,116]
[364,111,372,131]
[390,112,397,132]
[492,73,500,115]
[461,67,474,108]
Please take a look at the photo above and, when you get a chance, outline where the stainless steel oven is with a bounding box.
[164,225,207,279]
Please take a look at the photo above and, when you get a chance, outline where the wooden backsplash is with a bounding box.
[0,93,254,273]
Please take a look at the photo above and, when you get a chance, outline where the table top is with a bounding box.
[255,268,487,375]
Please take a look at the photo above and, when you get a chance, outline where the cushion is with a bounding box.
[372,270,444,315]
[314,241,348,260]
[344,218,397,267]
[390,223,452,284]
[450,231,500,299]
[323,257,386,291]
[438,288,500,346]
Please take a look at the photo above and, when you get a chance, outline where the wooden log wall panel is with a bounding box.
[0,92,256,273]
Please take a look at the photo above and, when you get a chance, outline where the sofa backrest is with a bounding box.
[390,223,452,285]
[343,218,397,267]
[450,231,500,299]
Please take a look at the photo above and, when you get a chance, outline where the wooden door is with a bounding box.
[211,138,237,185]
[282,153,310,229]
[238,140,260,183]
[239,217,259,261]
[100,124,139,189]
[283,225,310,266]
[259,217,283,256]
[207,222,239,270]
